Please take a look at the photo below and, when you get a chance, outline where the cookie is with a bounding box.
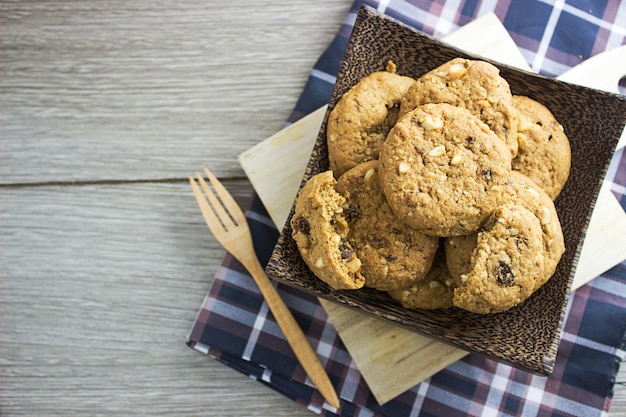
[453,204,546,314]
[387,248,457,310]
[444,171,565,290]
[443,233,476,282]
[512,95,571,200]
[290,171,364,290]
[327,64,415,177]
[379,102,512,236]
[504,172,565,287]
[399,58,519,157]
[335,161,439,291]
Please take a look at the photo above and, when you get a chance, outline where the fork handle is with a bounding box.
[241,253,340,409]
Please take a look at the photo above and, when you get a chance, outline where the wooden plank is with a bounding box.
[0,180,305,416]
[0,0,350,183]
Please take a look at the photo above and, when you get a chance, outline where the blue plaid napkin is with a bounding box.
[188,1,626,415]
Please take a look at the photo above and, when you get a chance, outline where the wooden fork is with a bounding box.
[189,168,340,409]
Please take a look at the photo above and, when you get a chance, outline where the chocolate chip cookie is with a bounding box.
[327,63,415,177]
[290,171,364,290]
[387,248,457,310]
[335,161,439,291]
[399,58,519,157]
[453,204,546,314]
[445,171,565,291]
[379,102,512,236]
[512,95,571,200]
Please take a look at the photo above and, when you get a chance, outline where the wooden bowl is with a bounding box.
[266,5,626,375]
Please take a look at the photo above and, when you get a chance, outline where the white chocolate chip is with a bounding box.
[422,115,443,130]
[517,132,528,149]
[450,154,462,165]
[329,133,337,143]
[518,119,534,131]
[428,144,446,157]
[315,257,324,268]
[525,186,540,197]
[346,257,362,272]
[448,63,467,77]
[363,168,375,181]
[478,122,491,134]
[539,205,551,225]
[398,162,411,174]
[382,265,389,276]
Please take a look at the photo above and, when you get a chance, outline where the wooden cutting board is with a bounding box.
[238,13,626,405]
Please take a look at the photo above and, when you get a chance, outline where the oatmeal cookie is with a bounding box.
[453,204,546,314]
[512,95,571,200]
[399,58,519,157]
[335,161,439,291]
[327,64,415,177]
[379,103,512,236]
[443,233,476,282]
[290,171,364,290]
[444,171,565,290]
[387,248,458,310]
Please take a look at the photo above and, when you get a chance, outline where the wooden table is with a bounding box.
[1,2,624,415]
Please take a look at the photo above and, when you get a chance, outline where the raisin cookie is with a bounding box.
[290,171,364,290]
[379,103,512,236]
[445,171,565,290]
[512,95,571,200]
[388,248,458,310]
[453,204,546,314]
[399,58,519,157]
[335,161,439,291]
[327,63,415,177]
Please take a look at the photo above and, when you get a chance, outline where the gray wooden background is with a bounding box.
[1,1,624,415]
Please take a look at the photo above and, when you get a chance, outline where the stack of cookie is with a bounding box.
[291,58,570,314]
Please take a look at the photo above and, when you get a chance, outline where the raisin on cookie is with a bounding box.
[400,58,519,157]
[444,171,565,291]
[453,204,546,314]
[290,171,364,290]
[335,161,439,291]
[327,64,415,178]
[379,103,512,237]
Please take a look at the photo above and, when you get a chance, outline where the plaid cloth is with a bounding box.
[188,1,626,416]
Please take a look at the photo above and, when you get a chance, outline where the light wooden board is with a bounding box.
[240,13,626,404]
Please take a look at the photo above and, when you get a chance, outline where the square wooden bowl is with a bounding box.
[266,5,626,375]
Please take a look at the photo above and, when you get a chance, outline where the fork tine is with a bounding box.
[194,171,238,232]
[203,168,247,227]
[189,176,227,240]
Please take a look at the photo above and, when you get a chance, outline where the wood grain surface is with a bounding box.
[0,1,623,416]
